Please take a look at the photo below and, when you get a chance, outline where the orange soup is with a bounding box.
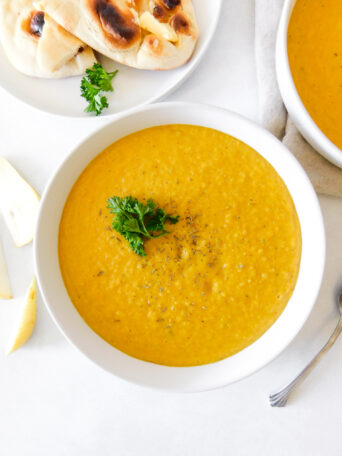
[59,125,301,366]
[288,0,342,149]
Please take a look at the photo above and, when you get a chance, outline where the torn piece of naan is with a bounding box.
[35,0,198,70]
[0,0,97,78]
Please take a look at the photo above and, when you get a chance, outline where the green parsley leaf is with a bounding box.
[80,78,100,100]
[122,218,144,234]
[84,93,109,116]
[145,208,167,232]
[165,214,180,225]
[80,63,118,116]
[85,63,118,92]
[107,196,180,257]
[123,231,146,257]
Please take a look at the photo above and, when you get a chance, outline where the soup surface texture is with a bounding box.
[59,125,301,367]
[288,0,342,149]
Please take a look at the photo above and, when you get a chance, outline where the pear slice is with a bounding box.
[0,158,40,247]
[139,12,178,42]
[7,277,37,355]
[0,241,12,299]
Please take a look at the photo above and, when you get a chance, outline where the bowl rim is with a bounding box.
[276,0,342,168]
[34,101,326,392]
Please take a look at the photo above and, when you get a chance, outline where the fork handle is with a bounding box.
[269,317,342,407]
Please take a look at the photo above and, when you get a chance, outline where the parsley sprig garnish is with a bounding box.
[107,196,180,257]
[81,63,118,116]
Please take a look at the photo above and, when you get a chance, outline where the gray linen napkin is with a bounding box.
[255,0,342,197]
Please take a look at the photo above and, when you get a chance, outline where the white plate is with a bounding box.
[0,0,222,118]
[35,102,325,392]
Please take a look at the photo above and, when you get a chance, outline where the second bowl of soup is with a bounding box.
[276,0,342,168]
[35,102,325,391]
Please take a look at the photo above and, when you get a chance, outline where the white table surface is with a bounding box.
[1,1,342,455]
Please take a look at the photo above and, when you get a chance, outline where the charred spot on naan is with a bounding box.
[30,12,45,37]
[24,11,45,38]
[90,0,140,48]
[152,4,169,23]
[151,0,181,22]
[145,34,163,55]
[171,12,191,35]
[161,0,180,10]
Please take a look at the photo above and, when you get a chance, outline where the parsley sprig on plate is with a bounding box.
[81,63,118,116]
[107,196,180,257]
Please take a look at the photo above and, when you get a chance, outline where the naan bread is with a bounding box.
[0,0,97,78]
[35,0,198,70]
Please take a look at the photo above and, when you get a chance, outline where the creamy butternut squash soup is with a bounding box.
[288,0,342,149]
[59,125,301,367]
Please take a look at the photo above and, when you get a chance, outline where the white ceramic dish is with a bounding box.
[34,102,325,392]
[0,0,221,119]
[276,0,342,168]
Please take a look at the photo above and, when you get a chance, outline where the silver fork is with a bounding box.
[269,290,342,407]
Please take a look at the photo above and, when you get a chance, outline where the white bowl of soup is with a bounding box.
[34,102,325,392]
[276,0,342,168]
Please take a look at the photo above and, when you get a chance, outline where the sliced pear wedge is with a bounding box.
[7,277,37,355]
[0,241,12,299]
[139,12,178,42]
[0,158,40,247]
